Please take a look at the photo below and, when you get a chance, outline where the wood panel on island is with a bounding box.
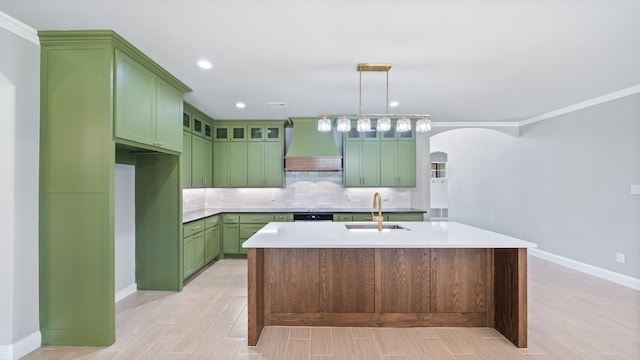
[244,221,534,349]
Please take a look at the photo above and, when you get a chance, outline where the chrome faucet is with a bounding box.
[372,192,383,231]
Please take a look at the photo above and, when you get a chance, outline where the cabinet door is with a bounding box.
[396,141,416,186]
[115,50,156,147]
[223,223,240,253]
[343,141,362,187]
[263,142,283,187]
[361,141,380,186]
[182,131,192,188]
[213,142,230,187]
[228,142,247,187]
[193,232,205,271]
[204,227,214,264]
[247,142,265,186]
[192,135,212,187]
[212,224,221,259]
[380,141,398,186]
[184,234,195,279]
[155,78,183,152]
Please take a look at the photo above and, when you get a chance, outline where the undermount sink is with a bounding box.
[345,224,409,232]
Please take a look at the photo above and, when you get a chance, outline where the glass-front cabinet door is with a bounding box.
[249,125,281,141]
[214,124,247,141]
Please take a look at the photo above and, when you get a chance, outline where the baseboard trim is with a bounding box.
[115,283,137,303]
[529,248,640,291]
[0,331,41,360]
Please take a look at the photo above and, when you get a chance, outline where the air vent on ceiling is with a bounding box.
[267,102,287,108]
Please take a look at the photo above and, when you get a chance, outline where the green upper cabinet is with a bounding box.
[214,142,248,187]
[343,119,416,187]
[192,135,212,187]
[114,50,183,153]
[344,121,380,187]
[380,140,416,187]
[214,123,247,141]
[182,130,192,187]
[213,120,284,188]
[182,103,214,188]
[247,142,284,187]
[248,124,282,141]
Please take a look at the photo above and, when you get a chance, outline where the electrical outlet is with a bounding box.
[631,185,640,195]
[616,253,626,264]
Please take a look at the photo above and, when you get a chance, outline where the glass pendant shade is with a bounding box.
[357,117,371,132]
[317,116,332,132]
[396,117,411,132]
[376,117,391,132]
[336,115,351,132]
[416,117,432,132]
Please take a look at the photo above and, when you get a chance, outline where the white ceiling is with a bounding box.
[2,0,639,122]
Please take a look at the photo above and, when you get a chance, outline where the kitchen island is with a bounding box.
[243,221,537,348]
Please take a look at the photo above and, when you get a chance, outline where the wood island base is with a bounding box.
[247,247,527,348]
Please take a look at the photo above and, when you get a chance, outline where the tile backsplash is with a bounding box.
[183,171,412,212]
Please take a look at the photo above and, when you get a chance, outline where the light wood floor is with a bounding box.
[22,256,639,359]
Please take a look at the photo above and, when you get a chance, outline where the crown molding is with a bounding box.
[520,84,640,127]
[0,11,38,45]
[431,121,520,128]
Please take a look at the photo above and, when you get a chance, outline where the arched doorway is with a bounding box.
[430,151,448,220]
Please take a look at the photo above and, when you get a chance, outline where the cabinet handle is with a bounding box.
[192,226,201,230]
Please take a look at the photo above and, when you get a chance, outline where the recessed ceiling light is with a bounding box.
[389,101,399,107]
[235,102,246,109]
[197,60,212,69]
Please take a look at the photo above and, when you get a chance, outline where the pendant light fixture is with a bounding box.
[318,63,432,133]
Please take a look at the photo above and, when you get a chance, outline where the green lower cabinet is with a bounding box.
[193,233,205,271]
[183,234,196,279]
[334,212,424,222]
[223,223,240,253]
[387,213,424,221]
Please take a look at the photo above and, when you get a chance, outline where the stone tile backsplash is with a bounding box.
[182,171,412,212]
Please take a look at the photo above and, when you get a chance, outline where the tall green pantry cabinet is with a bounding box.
[39,31,191,346]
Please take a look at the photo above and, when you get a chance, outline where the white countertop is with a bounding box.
[242,221,537,249]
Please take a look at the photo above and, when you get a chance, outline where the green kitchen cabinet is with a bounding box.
[343,119,416,188]
[192,114,213,140]
[247,142,284,187]
[182,103,214,188]
[222,223,240,253]
[387,213,424,221]
[248,124,282,141]
[39,30,190,346]
[214,124,247,141]
[344,140,380,187]
[115,50,183,153]
[222,214,241,254]
[213,120,284,188]
[204,215,221,263]
[182,131,192,187]
[333,214,353,222]
[183,234,195,279]
[193,232,205,271]
[191,135,212,187]
[380,140,416,187]
[214,142,248,187]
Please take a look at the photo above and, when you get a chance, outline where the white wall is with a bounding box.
[0,19,41,359]
[114,164,136,301]
[431,93,640,279]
